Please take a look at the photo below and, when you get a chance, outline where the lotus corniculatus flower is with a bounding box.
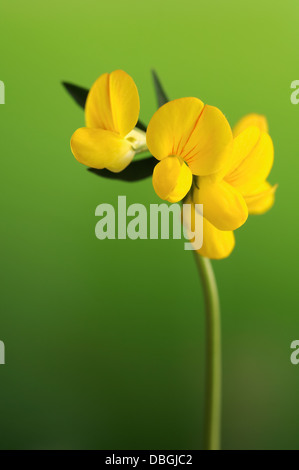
[146,98,233,203]
[64,70,278,451]
[70,70,147,172]
[188,114,277,259]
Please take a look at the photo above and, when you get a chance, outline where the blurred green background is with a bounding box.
[0,0,298,450]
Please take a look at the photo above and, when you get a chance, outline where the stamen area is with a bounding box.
[125,128,147,151]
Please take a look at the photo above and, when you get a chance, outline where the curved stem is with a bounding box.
[194,252,221,451]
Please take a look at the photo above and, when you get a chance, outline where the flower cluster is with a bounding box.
[70,70,276,259]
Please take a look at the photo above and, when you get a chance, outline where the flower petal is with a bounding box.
[71,127,135,172]
[152,156,192,203]
[185,105,233,176]
[225,129,274,195]
[146,98,232,175]
[183,196,235,259]
[224,126,261,176]
[147,98,204,159]
[85,70,139,137]
[244,182,277,215]
[193,177,248,231]
[233,113,268,137]
[199,216,235,259]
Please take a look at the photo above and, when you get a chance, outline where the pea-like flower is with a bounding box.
[146,98,233,203]
[64,70,279,450]
[188,114,277,259]
[70,70,147,172]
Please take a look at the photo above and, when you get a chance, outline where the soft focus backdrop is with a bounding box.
[0,0,298,450]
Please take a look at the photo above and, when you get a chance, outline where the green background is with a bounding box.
[0,0,298,450]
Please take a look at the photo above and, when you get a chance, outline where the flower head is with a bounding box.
[71,70,146,172]
[146,98,233,202]
[190,114,277,259]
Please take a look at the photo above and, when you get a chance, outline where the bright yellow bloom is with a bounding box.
[146,98,233,203]
[70,70,147,172]
[190,114,277,259]
[183,195,236,260]
[233,113,268,137]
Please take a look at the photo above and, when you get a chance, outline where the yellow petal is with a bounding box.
[71,127,134,172]
[225,129,274,195]
[185,105,233,176]
[152,156,192,203]
[183,196,235,259]
[146,98,232,176]
[147,98,204,159]
[223,126,261,178]
[85,70,139,137]
[244,182,277,215]
[233,113,268,137]
[193,177,248,231]
[199,216,235,259]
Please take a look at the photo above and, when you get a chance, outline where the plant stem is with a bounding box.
[193,252,222,451]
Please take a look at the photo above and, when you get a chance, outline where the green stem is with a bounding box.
[194,252,222,451]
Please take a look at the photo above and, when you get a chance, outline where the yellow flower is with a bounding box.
[183,196,236,260]
[146,98,233,203]
[70,70,147,172]
[190,114,277,259]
